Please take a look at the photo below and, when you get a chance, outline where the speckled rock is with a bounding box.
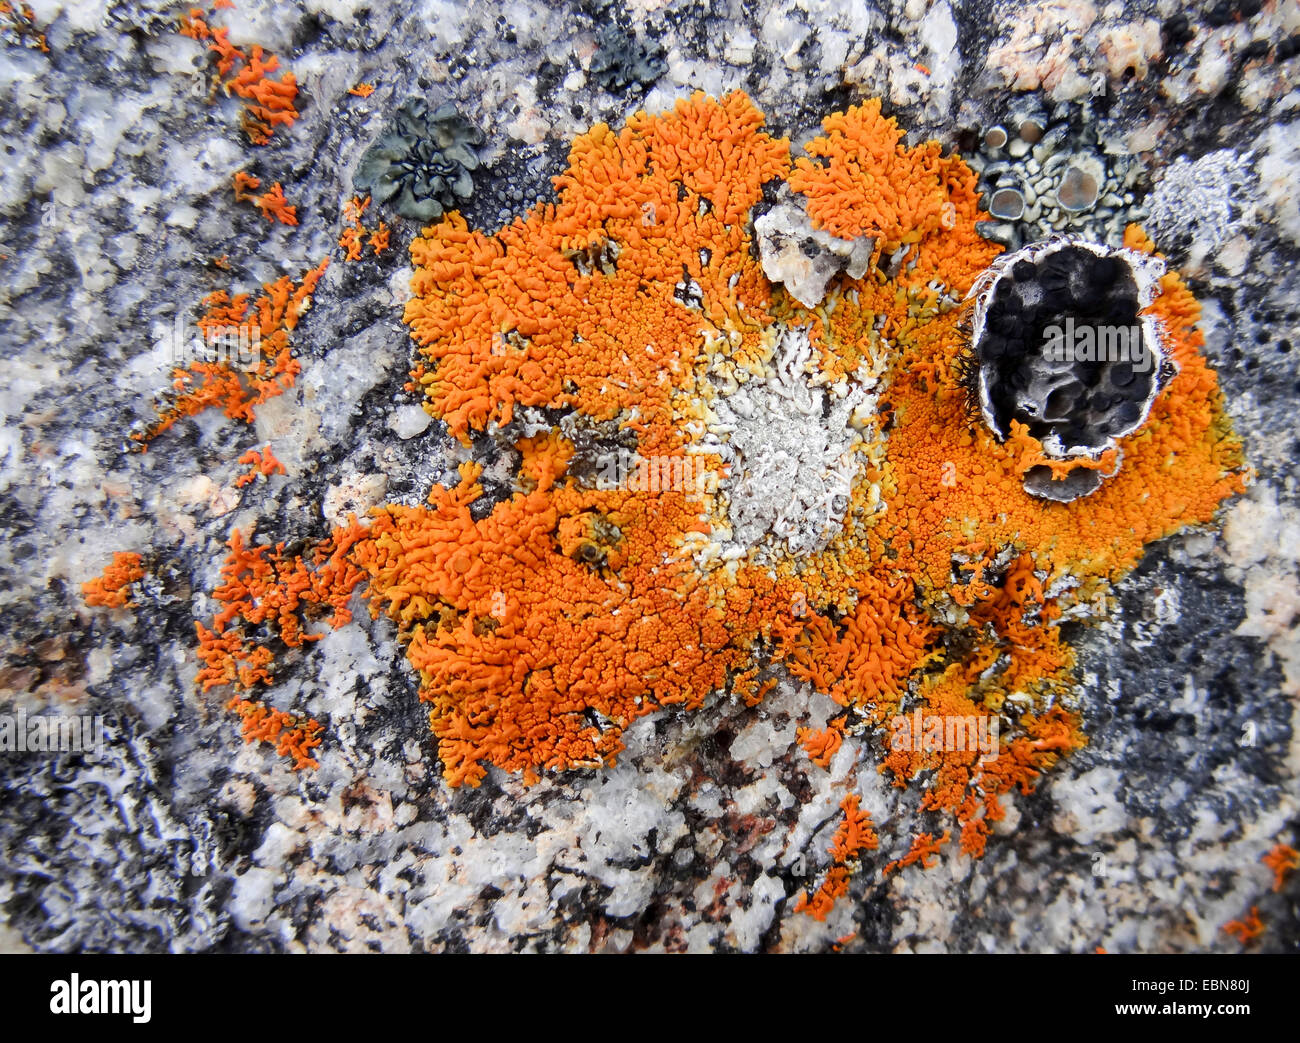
[0,0,1297,954]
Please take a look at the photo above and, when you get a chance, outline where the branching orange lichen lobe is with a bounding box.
[233,173,297,225]
[136,258,328,446]
[196,520,368,765]
[235,444,286,487]
[82,551,145,608]
[180,7,298,144]
[255,182,297,225]
[231,170,260,199]
[1222,906,1264,944]
[795,794,880,920]
[228,696,323,770]
[339,196,384,261]
[883,830,950,875]
[797,715,846,769]
[1262,842,1299,892]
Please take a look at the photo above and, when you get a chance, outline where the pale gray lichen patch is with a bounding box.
[696,324,882,562]
[1145,149,1259,274]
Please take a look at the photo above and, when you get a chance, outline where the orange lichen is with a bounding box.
[231,170,261,199]
[404,91,790,441]
[228,697,323,770]
[232,172,297,225]
[883,830,950,875]
[227,47,300,145]
[339,196,384,261]
[235,444,287,487]
[339,224,363,262]
[795,794,879,920]
[1,2,48,53]
[195,522,368,765]
[178,8,209,39]
[82,552,145,609]
[189,94,1245,914]
[255,182,297,225]
[179,6,299,145]
[1262,842,1299,892]
[348,82,375,97]
[797,715,846,769]
[787,98,998,287]
[1005,418,1121,483]
[1222,906,1265,944]
[136,258,329,446]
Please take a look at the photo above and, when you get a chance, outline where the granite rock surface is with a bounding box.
[0,0,1297,952]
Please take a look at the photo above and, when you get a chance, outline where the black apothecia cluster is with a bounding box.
[962,245,1159,455]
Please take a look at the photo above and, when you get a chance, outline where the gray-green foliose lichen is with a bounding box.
[588,23,666,92]
[353,97,485,222]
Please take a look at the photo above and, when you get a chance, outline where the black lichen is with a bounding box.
[963,239,1174,501]
[977,245,1153,449]
[353,98,485,223]
[588,23,666,92]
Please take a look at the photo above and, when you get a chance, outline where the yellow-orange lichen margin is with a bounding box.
[188,94,1246,909]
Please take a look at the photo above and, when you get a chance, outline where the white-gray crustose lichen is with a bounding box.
[1144,149,1259,273]
[693,324,882,563]
[969,99,1149,251]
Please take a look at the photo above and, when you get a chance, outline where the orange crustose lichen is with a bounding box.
[228,698,324,770]
[795,795,879,920]
[83,552,145,609]
[1262,842,1299,893]
[232,172,298,226]
[1222,905,1265,944]
[0,2,48,53]
[338,196,387,261]
[235,445,287,487]
[136,258,328,446]
[179,6,299,145]
[190,94,1246,903]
